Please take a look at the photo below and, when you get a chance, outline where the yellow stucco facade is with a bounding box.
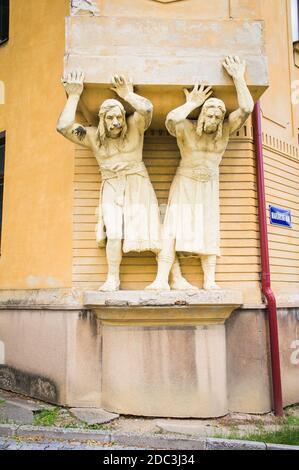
[0,0,73,289]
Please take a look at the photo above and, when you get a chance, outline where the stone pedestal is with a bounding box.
[84,290,243,418]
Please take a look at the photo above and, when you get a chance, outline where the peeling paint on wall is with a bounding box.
[71,0,99,16]
[26,276,62,288]
[151,0,183,3]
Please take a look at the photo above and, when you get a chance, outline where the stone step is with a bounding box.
[70,407,119,425]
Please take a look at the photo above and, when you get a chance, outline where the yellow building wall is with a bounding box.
[260,0,299,301]
[0,0,73,289]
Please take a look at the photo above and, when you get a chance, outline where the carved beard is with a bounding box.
[105,122,123,138]
[196,112,224,142]
[96,114,128,148]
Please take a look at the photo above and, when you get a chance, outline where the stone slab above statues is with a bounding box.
[64,14,267,127]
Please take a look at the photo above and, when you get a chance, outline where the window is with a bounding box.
[291,0,299,42]
[0,0,9,45]
[0,132,5,242]
[291,1,299,66]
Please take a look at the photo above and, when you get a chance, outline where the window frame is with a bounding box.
[0,131,5,247]
[0,0,9,46]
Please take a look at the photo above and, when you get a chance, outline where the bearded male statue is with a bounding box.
[147,56,254,291]
[57,73,163,291]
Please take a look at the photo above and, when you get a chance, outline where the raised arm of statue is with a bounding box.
[223,56,254,136]
[165,84,213,137]
[111,75,153,131]
[57,71,94,148]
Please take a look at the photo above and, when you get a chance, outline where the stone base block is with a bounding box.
[0,306,102,407]
[0,290,298,416]
[87,289,242,417]
[102,323,227,418]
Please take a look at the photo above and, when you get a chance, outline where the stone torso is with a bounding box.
[90,117,144,171]
[177,120,230,170]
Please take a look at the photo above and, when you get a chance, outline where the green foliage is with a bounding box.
[215,414,299,446]
[283,414,299,427]
[33,408,60,426]
[82,422,111,431]
[33,407,113,430]
[239,427,299,446]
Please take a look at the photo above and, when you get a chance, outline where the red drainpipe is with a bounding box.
[252,101,283,417]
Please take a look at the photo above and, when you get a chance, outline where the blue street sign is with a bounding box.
[269,205,292,228]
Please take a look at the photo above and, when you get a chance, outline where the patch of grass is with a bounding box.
[214,423,299,446]
[33,408,61,427]
[0,399,5,406]
[283,414,299,427]
[61,421,109,431]
[154,428,165,435]
[0,417,11,425]
[82,422,111,431]
[239,427,299,446]
[214,406,299,446]
[33,408,114,431]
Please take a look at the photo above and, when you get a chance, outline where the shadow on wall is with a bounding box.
[0,365,59,403]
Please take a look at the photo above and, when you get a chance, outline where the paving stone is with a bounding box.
[43,442,67,450]
[0,402,35,425]
[0,393,53,426]
[206,438,267,450]
[11,399,51,412]
[0,424,16,437]
[15,425,111,443]
[155,419,223,437]
[5,443,25,450]
[21,443,49,451]
[0,438,10,450]
[266,443,299,451]
[70,407,119,425]
[111,432,206,450]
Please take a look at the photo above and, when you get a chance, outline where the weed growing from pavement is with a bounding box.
[214,411,299,445]
[232,427,299,445]
[10,400,299,446]
[33,407,113,431]
[34,408,61,426]
[0,417,11,425]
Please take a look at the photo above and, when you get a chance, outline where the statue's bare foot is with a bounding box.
[203,281,221,290]
[99,277,120,292]
[170,277,199,291]
[146,279,171,291]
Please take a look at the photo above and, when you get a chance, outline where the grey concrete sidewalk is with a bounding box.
[0,390,298,451]
[0,436,142,450]
[0,424,298,451]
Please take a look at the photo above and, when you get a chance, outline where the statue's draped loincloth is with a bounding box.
[163,165,220,256]
[96,161,161,253]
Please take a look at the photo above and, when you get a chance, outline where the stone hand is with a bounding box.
[61,71,84,97]
[223,56,246,80]
[111,75,134,99]
[183,83,213,108]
